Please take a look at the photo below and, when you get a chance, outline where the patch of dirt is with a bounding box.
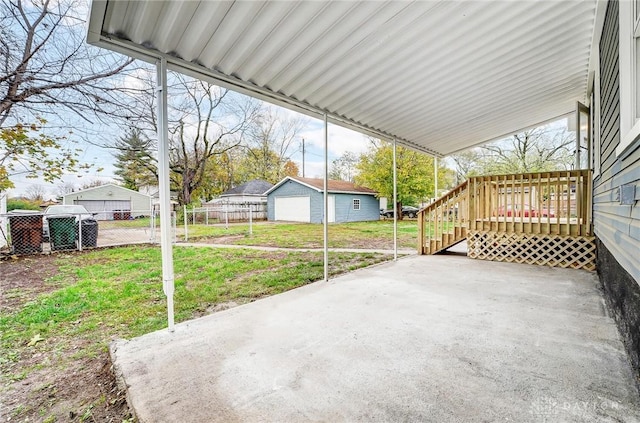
[0,254,60,312]
[0,254,133,422]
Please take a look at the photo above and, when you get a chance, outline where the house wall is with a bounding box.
[334,194,379,223]
[267,180,379,223]
[594,0,640,378]
[64,185,152,216]
[267,179,319,222]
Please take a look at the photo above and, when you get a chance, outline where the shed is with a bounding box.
[63,184,152,220]
[266,177,378,223]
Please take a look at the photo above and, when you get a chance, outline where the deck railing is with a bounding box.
[468,169,592,237]
[418,180,468,254]
[418,169,594,262]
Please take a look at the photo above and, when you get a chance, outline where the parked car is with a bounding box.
[494,205,555,218]
[42,205,96,241]
[382,206,420,218]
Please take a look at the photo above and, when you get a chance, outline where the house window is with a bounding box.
[353,199,360,210]
[618,0,640,154]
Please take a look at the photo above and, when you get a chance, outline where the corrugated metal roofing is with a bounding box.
[87,0,598,157]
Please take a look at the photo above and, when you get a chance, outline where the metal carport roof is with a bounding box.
[87,0,601,157]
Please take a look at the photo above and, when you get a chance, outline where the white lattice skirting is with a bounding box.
[467,231,596,271]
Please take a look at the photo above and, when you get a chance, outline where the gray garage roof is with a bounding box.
[87,0,600,157]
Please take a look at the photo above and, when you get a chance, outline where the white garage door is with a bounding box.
[274,196,310,222]
[75,200,131,220]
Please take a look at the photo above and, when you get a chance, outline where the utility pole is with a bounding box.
[301,138,306,177]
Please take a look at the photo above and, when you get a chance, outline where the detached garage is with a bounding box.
[266,177,379,224]
[63,184,152,220]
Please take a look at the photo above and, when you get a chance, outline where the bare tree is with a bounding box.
[54,180,75,198]
[329,152,359,182]
[0,0,138,127]
[481,127,574,174]
[238,107,306,183]
[24,183,46,201]
[450,126,575,179]
[112,73,261,205]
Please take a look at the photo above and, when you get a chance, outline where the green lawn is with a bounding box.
[0,245,391,375]
[185,220,419,249]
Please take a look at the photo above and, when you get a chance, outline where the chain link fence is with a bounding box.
[0,209,177,256]
[181,202,266,241]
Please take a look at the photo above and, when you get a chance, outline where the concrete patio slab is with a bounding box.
[112,252,640,422]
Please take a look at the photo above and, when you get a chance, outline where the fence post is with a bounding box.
[225,207,228,230]
[249,206,253,236]
[183,205,188,242]
[173,211,177,244]
[205,208,209,225]
[192,207,196,227]
[150,211,155,243]
[78,213,83,252]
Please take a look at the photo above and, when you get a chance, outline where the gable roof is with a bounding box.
[221,179,273,197]
[266,177,377,196]
[63,183,151,198]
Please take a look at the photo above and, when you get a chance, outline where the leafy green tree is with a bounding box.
[0,119,90,191]
[355,141,453,218]
[113,128,157,190]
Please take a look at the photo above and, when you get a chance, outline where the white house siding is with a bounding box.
[63,184,152,220]
[593,0,640,379]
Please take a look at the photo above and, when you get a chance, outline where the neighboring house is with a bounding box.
[63,183,152,220]
[0,191,6,249]
[138,184,160,199]
[206,179,273,204]
[266,177,379,223]
[592,0,640,378]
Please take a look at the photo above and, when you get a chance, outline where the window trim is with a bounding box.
[618,0,640,155]
[352,198,360,210]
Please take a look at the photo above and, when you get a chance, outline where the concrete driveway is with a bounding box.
[112,251,640,422]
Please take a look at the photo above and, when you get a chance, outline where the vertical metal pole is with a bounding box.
[183,205,188,242]
[156,58,175,332]
[575,104,581,170]
[78,215,83,252]
[434,157,439,198]
[393,138,398,261]
[249,206,253,235]
[323,114,329,281]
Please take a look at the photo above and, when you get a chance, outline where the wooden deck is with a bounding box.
[418,170,595,270]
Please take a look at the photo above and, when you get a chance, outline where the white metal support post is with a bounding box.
[323,113,329,281]
[575,104,581,169]
[434,157,439,198]
[393,138,398,261]
[156,58,175,332]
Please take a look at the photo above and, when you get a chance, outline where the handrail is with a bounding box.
[418,169,593,254]
[467,169,592,237]
[417,180,468,254]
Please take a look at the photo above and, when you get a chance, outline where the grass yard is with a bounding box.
[0,245,392,422]
[184,219,420,249]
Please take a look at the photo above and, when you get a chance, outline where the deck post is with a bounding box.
[156,57,175,332]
